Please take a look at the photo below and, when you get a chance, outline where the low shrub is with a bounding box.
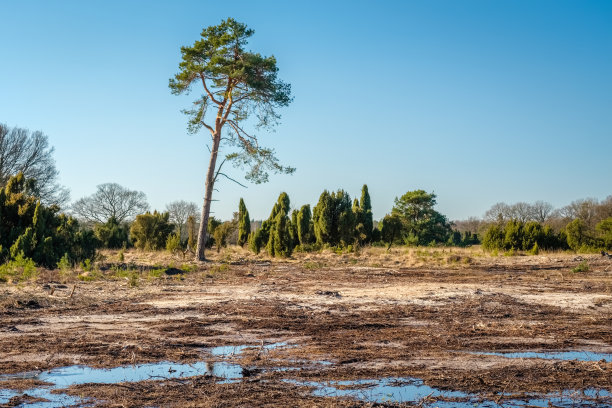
[572,261,589,273]
[130,211,174,250]
[0,173,97,268]
[166,233,183,254]
[0,253,38,283]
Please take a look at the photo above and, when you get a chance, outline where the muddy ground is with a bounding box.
[1,248,611,407]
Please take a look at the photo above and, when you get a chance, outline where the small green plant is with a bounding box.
[57,253,72,282]
[0,252,38,283]
[112,266,132,279]
[81,259,94,272]
[572,261,590,273]
[180,263,195,273]
[57,253,71,272]
[209,263,229,275]
[128,271,139,287]
[447,254,462,264]
[503,248,517,257]
[166,233,183,254]
[148,268,166,279]
[77,270,103,281]
[303,261,323,270]
[118,249,125,263]
[529,243,539,255]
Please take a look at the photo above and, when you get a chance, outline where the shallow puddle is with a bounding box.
[0,342,292,407]
[0,387,82,408]
[0,360,242,407]
[1,343,610,407]
[476,350,612,362]
[286,377,469,405]
[286,378,611,407]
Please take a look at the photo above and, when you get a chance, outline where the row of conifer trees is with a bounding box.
[240,185,374,257]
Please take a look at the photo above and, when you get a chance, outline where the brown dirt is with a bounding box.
[0,247,611,407]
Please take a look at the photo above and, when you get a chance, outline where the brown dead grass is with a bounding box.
[0,247,610,407]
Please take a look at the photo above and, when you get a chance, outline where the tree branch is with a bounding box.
[221,80,235,126]
[227,120,258,142]
[217,172,248,188]
[213,157,227,183]
[199,120,215,134]
[200,74,222,106]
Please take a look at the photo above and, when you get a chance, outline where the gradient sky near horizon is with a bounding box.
[1,0,610,221]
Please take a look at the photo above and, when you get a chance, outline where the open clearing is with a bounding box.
[1,248,611,407]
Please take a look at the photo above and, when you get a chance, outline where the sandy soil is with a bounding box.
[0,248,610,407]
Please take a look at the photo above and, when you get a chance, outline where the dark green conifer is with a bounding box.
[360,185,374,243]
[336,190,355,246]
[353,198,366,244]
[313,190,334,245]
[289,210,299,247]
[237,198,251,247]
[252,192,293,257]
[0,173,97,267]
[272,211,292,257]
[297,204,312,245]
[312,189,355,247]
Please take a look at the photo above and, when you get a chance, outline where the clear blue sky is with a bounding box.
[1,0,610,221]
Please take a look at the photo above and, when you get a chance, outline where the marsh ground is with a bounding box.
[1,247,611,407]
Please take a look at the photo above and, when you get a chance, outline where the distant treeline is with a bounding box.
[2,170,611,269]
[454,199,612,253]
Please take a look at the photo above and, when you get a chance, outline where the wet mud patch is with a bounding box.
[1,253,611,406]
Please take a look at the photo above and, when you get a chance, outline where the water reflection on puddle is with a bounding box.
[0,342,293,407]
[287,378,611,408]
[0,361,242,407]
[1,342,611,407]
[475,350,612,362]
[286,377,468,405]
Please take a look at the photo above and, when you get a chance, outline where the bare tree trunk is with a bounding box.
[195,133,222,261]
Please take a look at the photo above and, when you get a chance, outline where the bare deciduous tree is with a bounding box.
[0,123,70,207]
[485,201,556,224]
[596,195,612,220]
[452,216,484,234]
[166,200,200,240]
[557,198,600,228]
[484,202,513,223]
[72,183,149,223]
[530,201,554,223]
[509,202,532,223]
